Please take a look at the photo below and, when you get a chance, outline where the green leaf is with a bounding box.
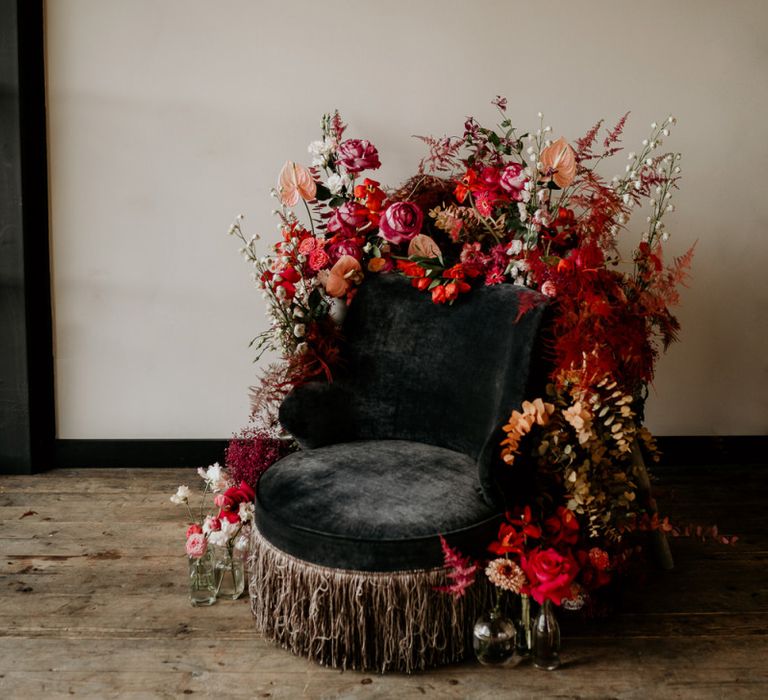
[314,183,332,201]
[428,279,442,290]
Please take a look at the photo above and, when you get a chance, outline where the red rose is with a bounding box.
[522,547,579,605]
[336,139,381,173]
[218,510,241,524]
[378,202,423,245]
[237,481,255,502]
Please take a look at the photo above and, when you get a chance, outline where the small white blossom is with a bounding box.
[208,529,229,547]
[293,323,306,338]
[170,485,191,505]
[238,502,255,523]
[507,239,523,255]
[326,173,345,195]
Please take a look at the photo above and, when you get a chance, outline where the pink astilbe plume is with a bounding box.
[434,535,478,598]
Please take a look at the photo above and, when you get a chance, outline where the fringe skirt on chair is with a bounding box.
[248,526,494,673]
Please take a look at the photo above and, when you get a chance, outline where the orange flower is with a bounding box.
[324,255,363,298]
[367,257,388,273]
[539,137,577,189]
[278,161,317,207]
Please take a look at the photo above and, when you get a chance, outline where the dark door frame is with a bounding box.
[0,0,55,475]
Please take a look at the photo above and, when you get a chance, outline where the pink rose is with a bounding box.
[327,201,370,235]
[185,533,207,559]
[378,202,423,245]
[336,139,381,173]
[326,237,362,265]
[521,547,579,605]
[500,163,527,200]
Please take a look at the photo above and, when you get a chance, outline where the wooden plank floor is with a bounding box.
[1,466,766,699]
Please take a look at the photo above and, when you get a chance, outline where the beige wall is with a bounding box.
[46,0,768,438]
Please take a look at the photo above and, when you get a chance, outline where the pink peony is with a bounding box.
[378,202,423,245]
[521,547,579,606]
[185,532,207,559]
[500,163,528,200]
[327,202,370,235]
[336,139,381,173]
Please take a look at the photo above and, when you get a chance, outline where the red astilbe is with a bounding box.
[434,535,478,598]
[225,426,295,490]
[414,135,464,174]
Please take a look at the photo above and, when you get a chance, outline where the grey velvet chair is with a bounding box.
[248,274,551,673]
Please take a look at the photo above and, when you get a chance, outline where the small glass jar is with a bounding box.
[473,610,517,666]
[188,550,216,607]
[532,599,561,670]
[213,543,245,600]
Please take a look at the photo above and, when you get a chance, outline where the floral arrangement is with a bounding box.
[171,463,255,600]
[228,98,712,615]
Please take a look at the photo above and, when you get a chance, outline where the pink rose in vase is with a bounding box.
[378,202,424,246]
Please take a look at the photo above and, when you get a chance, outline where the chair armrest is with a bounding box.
[278,381,356,449]
[477,418,537,510]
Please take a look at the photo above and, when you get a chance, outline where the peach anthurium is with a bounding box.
[407,234,443,262]
[324,255,363,298]
[278,161,317,207]
[539,137,577,189]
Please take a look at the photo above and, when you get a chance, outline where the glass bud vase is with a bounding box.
[188,550,216,607]
[473,610,517,666]
[213,544,245,600]
[516,593,533,657]
[532,599,561,670]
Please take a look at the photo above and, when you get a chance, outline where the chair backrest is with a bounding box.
[336,274,551,461]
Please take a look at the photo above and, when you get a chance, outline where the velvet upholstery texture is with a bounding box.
[265,274,551,571]
[255,440,502,571]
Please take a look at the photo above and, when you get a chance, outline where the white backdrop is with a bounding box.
[46,0,768,438]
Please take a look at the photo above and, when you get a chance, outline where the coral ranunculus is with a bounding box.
[378,202,424,245]
[521,547,579,605]
[278,161,317,207]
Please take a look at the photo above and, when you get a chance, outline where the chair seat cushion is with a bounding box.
[255,440,502,571]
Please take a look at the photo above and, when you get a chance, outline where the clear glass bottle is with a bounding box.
[188,550,216,606]
[213,543,245,600]
[532,599,561,670]
[473,609,517,666]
